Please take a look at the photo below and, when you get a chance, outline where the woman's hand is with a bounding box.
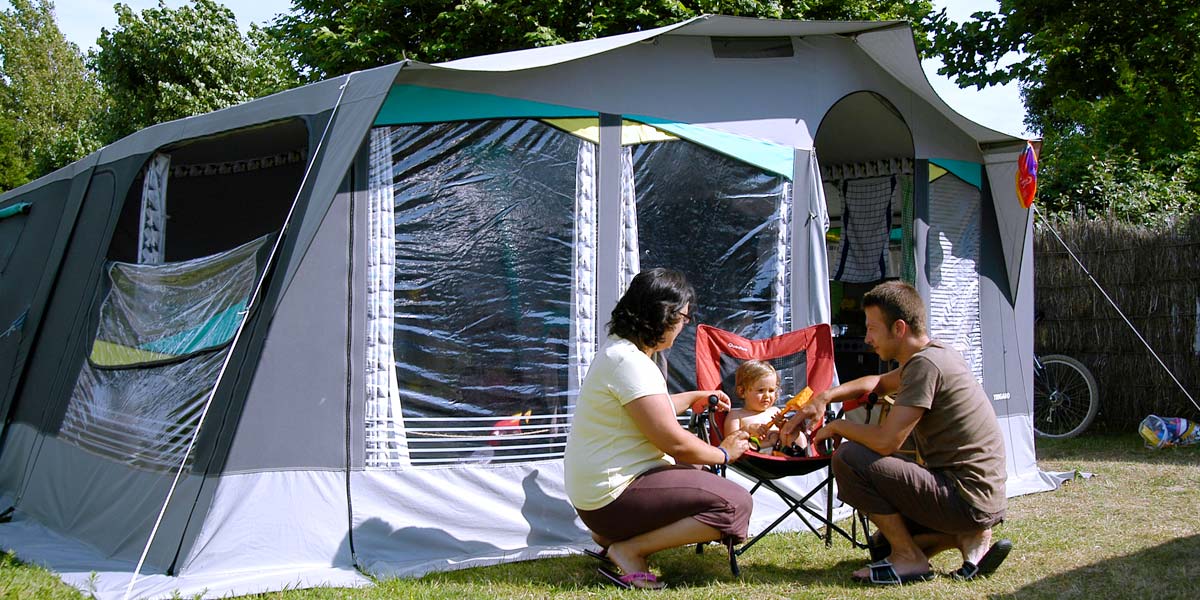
[688,390,731,414]
[710,390,732,412]
[719,430,751,463]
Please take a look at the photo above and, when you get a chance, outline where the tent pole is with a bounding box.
[122,73,356,600]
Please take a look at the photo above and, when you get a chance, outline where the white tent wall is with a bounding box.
[401,32,982,163]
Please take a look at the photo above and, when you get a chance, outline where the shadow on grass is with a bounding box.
[992,533,1200,599]
[1037,432,1200,466]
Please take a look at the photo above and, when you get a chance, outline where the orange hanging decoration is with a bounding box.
[1016,141,1038,209]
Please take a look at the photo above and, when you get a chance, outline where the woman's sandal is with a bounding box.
[598,567,666,590]
[583,548,615,567]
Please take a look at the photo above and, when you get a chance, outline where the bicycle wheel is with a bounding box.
[1033,354,1099,439]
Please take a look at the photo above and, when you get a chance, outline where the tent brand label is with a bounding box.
[992,393,1011,401]
[727,342,750,352]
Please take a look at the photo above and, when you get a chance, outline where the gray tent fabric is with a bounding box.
[0,16,1052,599]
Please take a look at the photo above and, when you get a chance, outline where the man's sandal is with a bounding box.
[851,559,935,585]
[952,539,1013,581]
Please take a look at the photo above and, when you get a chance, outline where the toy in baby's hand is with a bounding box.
[765,386,814,429]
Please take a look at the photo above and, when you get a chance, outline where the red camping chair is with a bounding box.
[689,323,875,574]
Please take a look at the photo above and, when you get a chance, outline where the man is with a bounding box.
[781,281,1011,585]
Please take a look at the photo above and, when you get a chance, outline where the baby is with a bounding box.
[723,360,808,453]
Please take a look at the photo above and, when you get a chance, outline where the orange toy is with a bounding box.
[766,386,813,429]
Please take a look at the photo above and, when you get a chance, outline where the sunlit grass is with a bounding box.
[3,433,1197,599]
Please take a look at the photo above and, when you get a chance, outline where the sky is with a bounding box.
[22,0,1032,138]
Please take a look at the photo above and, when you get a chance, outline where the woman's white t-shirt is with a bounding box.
[564,335,674,511]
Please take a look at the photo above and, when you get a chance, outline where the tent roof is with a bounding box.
[418,15,1021,149]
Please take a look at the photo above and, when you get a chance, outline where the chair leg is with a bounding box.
[725,536,740,577]
[695,541,704,555]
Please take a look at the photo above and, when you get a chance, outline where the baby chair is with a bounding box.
[689,323,875,575]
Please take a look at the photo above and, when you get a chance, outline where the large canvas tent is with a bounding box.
[0,15,1058,599]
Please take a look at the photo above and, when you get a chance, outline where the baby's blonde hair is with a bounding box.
[735,359,777,393]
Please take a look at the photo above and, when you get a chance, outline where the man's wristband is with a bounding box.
[718,447,729,465]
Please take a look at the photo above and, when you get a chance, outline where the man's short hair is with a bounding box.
[862,280,927,337]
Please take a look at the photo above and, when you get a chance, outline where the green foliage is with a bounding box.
[0,0,104,192]
[928,0,1200,224]
[91,0,301,142]
[270,0,933,82]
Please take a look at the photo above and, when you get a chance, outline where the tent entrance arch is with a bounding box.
[814,91,915,381]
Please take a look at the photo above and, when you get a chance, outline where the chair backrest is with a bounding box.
[695,323,837,460]
[695,323,835,401]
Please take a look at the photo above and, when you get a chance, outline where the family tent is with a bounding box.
[0,15,1058,599]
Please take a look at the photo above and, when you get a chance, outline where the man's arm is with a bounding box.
[813,404,923,456]
[779,368,902,444]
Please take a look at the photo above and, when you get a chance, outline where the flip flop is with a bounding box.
[583,548,615,567]
[851,559,935,585]
[953,538,1013,581]
[597,567,667,590]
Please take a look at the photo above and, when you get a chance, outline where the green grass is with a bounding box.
[3,433,1198,599]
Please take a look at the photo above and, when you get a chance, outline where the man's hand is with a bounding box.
[779,391,829,446]
[812,420,839,444]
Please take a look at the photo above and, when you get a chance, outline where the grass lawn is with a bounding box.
[3,433,1198,599]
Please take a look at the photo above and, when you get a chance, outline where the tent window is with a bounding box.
[630,138,792,392]
[370,119,577,466]
[926,172,984,382]
[58,235,269,470]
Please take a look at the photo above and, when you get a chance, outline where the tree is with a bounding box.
[0,0,105,192]
[928,0,1200,223]
[91,0,301,142]
[269,1,934,82]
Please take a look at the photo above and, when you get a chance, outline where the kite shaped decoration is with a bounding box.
[1016,141,1038,209]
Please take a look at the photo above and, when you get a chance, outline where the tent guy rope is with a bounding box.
[1035,205,1200,415]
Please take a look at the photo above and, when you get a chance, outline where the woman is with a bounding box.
[564,268,753,590]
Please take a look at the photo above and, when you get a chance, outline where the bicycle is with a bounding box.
[1032,353,1099,439]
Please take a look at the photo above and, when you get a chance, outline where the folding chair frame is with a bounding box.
[689,323,873,574]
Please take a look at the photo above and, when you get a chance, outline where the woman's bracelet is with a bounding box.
[718,447,729,465]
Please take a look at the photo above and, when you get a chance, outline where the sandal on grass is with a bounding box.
[598,567,666,590]
[583,548,615,567]
[851,559,935,585]
[953,538,1013,581]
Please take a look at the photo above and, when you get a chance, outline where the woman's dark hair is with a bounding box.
[608,268,695,350]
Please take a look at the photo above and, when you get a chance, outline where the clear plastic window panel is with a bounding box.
[384,120,576,465]
[631,140,791,393]
[58,236,266,470]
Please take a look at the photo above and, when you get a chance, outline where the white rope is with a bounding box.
[1036,205,1200,413]
[122,73,355,600]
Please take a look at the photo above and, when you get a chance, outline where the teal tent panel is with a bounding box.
[628,115,795,180]
[930,158,982,189]
[374,84,596,125]
[141,300,247,356]
[0,203,32,220]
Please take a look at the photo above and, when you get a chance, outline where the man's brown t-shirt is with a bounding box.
[893,341,1007,514]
